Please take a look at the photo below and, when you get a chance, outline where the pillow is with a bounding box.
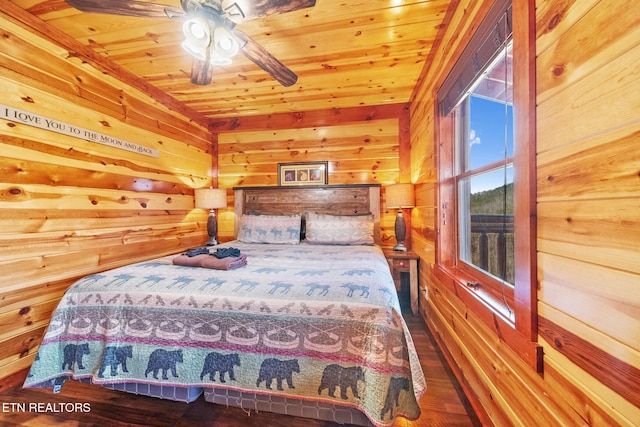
[305,211,374,245]
[237,214,301,244]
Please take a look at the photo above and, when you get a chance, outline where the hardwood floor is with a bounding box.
[0,314,481,427]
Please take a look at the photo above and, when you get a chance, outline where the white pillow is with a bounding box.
[305,211,374,245]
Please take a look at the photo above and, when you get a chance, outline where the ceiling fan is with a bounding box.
[65,0,316,87]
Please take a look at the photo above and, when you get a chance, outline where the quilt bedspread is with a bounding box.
[24,242,426,426]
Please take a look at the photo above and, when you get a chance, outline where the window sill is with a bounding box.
[434,264,543,373]
[450,264,515,321]
[439,264,515,323]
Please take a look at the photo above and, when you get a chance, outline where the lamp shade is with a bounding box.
[386,183,415,209]
[195,187,227,209]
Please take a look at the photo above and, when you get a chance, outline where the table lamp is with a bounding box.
[195,187,227,246]
[386,183,415,252]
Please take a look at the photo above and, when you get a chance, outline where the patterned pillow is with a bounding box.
[237,214,301,244]
[305,211,374,245]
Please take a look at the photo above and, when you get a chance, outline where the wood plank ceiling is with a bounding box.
[10,0,451,118]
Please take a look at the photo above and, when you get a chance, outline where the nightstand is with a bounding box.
[383,248,419,315]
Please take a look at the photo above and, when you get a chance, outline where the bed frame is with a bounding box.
[233,184,381,244]
[213,184,383,426]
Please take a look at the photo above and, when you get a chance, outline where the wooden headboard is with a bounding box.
[233,184,381,244]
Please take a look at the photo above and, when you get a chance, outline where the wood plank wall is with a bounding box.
[0,8,214,388]
[211,104,410,245]
[2,1,638,426]
[410,0,640,425]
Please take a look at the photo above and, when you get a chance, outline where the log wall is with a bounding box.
[212,104,411,245]
[0,9,214,387]
[410,0,640,425]
[2,1,639,425]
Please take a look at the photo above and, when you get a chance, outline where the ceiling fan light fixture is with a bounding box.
[64,0,313,87]
[183,17,211,47]
[210,52,233,66]
[181,40,208,61]
[212,26,239,58]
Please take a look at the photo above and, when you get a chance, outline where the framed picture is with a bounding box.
[278,161,328,186]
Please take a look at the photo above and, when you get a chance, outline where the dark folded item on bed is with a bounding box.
[213,247,241,258]
[172,253,247,270]
[186,247,210,257]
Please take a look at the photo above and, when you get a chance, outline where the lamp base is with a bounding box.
[393,242,408,252]
[205,209,219,246]
[204,237,219,246]
[393,209,408,252]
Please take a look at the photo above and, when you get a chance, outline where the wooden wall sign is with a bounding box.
[1,104,160,158]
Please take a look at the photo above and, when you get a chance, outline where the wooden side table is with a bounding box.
[383,248,419,315]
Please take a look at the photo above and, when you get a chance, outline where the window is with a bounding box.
[456,42,515,312]
[437,0,541,371]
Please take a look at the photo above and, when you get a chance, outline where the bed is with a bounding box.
[24,185,426,427]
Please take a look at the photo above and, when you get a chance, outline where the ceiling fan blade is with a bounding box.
[233,29,297,87]
[65,0,185,19]
[224,0,316,23]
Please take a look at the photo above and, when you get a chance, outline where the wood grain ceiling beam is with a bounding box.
[209,103,409,133]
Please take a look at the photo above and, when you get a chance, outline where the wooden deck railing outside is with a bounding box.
[470,214,514,284]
